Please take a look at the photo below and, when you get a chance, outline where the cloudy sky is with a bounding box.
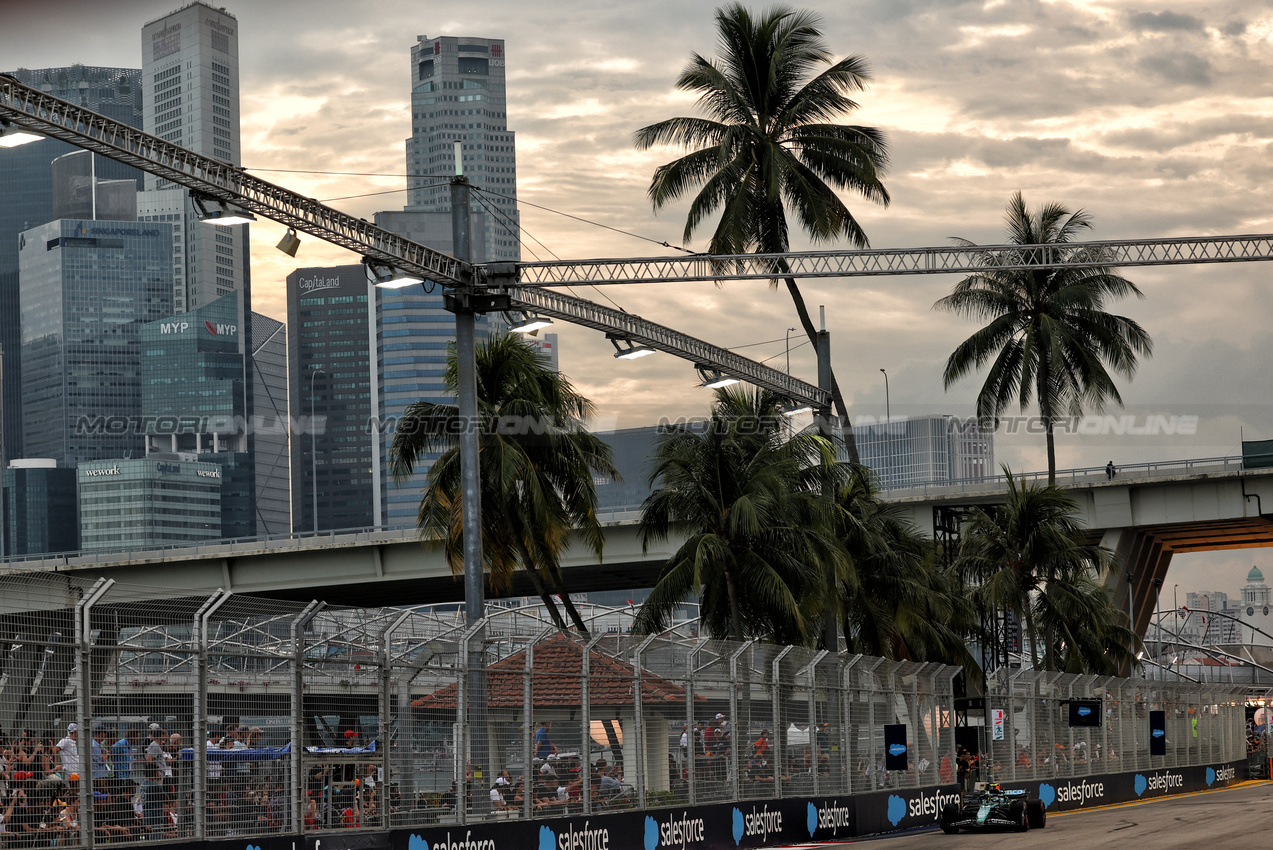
[6,0,1273,594]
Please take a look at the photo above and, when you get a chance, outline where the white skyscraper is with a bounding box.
[405,35,520,262]
[139,2,246,312]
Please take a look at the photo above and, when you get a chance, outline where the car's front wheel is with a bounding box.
[940,803,961,834]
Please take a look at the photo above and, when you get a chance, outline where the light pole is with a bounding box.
[309,367,325,534]
[879,369,890,486]
[785,327,797,374]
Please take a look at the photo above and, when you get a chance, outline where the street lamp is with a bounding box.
[880,369,890,487]
[309,367,325,534]
[785,327,797,374]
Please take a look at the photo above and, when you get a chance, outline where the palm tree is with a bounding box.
[633,387,841,645]
[835,468,978,669]
[389,333,619,635]
[935,192,1153,484]
[955,467,1135,673]
[634,3,890,463]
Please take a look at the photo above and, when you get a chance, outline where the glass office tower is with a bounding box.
[0,65,145,462]
[19,219,174,467]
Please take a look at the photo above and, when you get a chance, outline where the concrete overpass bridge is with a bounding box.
[3,456,1271,637]
[886,456,1273,636]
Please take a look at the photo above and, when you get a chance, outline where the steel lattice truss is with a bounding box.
[8,74,1273,408]
[507,234,1273,285]
[0,76,826,404]
[505,286,821,401]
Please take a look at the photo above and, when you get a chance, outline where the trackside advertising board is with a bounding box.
[1000,760,1246,813]
[171,762,1244,850]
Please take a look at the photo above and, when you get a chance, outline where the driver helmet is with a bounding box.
[987,783,1002,793]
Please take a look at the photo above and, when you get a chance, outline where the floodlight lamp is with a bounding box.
[276,227,301,257]
[782,402,815,417]
[0,122,41,148]
[366,260,424,289]
[696,367,740,389]
[609,336,655,360]
[192,194,256,225]
[509,313,553,334]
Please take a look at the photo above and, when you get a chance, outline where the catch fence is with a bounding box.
[982,666,1247,783]
[0,575,1246,848]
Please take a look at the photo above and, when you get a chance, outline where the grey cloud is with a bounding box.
[1128,11,1205,33]
[1137,51,1214,86]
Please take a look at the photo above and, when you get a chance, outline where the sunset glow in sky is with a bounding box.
[7,0,1273,591]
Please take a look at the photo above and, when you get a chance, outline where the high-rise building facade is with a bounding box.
[2,459,79,557]
[19,219,174,467]
[140,1,247,313]
[855,414,995,491]
[138,293,256,538]
[250,313,290,536]
[286,266,375,533]
[79,457,222,550]
[406,35,520,262]
[0,66,145,463]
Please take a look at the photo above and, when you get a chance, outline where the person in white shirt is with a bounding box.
[54,724,80,777]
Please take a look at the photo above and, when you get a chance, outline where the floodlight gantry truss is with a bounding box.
[7,73,1273,407]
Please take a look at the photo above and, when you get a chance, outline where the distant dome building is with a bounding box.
[1242,565,1271,609]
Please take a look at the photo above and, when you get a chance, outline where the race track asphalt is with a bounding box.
[843,780,1273,848]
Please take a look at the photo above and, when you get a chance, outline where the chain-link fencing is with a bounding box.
[0,575,1248,847]
[982,667,1247,784]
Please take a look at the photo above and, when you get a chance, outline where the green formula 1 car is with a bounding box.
[939,784,1046,834]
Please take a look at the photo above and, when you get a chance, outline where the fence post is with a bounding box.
[803,650,827,797]
[291,600,324,836]
[456,618,485,825]
[193,589,232,839]
[861,658,884,792]
[840,656,860,794]
[75,577,113,850]
[727,640,755,803]
[521,632,536,820]
[631,633,660,811]
[381,610,414,830]
[769,646,794,800]
[684,638,709,806]
[580,631,605,815]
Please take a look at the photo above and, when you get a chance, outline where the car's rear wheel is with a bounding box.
[1026,799,1046,829]
[1009,799,1028,832]
[940,803,960,834]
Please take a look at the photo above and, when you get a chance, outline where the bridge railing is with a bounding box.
[881,454,1248,498]
[1,575,1249,848]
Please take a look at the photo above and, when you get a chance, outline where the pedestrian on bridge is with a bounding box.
[1106,460,1117,480]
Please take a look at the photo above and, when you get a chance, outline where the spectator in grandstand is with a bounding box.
[90,727,111,782]
[534,721,555,760]
[112,728,139,784]
[141,724,167,839]
[53,724,80,780]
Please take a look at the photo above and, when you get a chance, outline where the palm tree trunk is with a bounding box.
[725,566,744,642]
[1037,358,1056,486]
[502,503,569,632]
[780,270,860,465]
[544,562,592,637]
[1022,596,1041,670]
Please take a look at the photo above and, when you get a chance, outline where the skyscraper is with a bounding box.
[139,1,247,312]
[286,265,375,533]
[855,414,995,491]
[250,313,290,536]
[405,35,520,262]
[18,219,174,467]
[0,65,145,463]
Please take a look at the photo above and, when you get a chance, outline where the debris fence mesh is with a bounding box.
[0,577,1244,846]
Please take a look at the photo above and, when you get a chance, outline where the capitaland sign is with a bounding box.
[298,274,342,293]
[155,462,181,474]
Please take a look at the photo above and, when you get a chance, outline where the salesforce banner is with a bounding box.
[1001,760,1246,813]
[172,762,1244,850]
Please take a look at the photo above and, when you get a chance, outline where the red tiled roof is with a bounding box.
[410,633,692,710]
